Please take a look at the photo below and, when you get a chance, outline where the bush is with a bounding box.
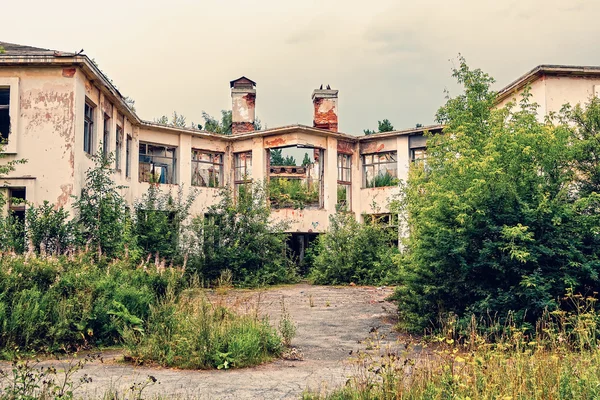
[309,212,399,285]
[395,57,600,332]
[26,201,75,254]
[122,290,282,369]
[193,182,297,286]
[133,183,196,265]
[0,253,180,355]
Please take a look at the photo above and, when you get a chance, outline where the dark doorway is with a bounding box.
[287,233,318,275]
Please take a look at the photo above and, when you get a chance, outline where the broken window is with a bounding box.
[125,135,132,178]
[0,88,9,143]
[268,146,323,209]
[139,142,177,184]
[362,151,398,188]
[337,153,352,211]
[234,151,253,199]
[103,114,110,157]
[192,150,224,187]
[365,213,399,247]
[411,147,427,166]
[83,101,95,154]
[115,125,123,170]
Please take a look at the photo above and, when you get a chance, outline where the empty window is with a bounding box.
[268,147,323,209]
[103,114,110,157]
[83,102,94,154]
[139,142,177,184]
[0,88,9,143]
[192,150,224,187]
[125,135,132,178]
[411,147,427,166]
[115,125,123,170]
[234,151,253,198]
[362,151,398,188]
[337,153,352,210]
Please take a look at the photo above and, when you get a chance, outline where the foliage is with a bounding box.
[363,119,395,135]
[366,171,400,188]
[202,110,232,134]
[25,201,75,255]
[122,290,282,369]
[304,293,600,400]
[309,212,399,285]
[133,184,196,265]
[269,178,319,209]
[193,182,296,286]
[270,148,285,166]
[153,111,186,127]
[72,150,131,258]
[394,56,600,332]
[0,354,98,400]
[278,298,297,347]
[302,153,312,167]
[0,253,180,355]
[0,213,25,254]
[270,149,297,166]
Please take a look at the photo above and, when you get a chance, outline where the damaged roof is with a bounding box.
[0,41,76,57]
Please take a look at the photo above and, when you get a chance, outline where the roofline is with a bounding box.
[0,54,141,124]
[496,65,600,104]
[140,120,231,139]
[228,124,360,142]
[357,124,444,141]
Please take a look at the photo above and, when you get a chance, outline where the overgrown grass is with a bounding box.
[121,290,283,369]
[304,293,600,399]
[0,253,180,357]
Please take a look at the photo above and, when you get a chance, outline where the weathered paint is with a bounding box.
[3,59,599,234]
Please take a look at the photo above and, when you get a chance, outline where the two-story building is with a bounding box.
[2,41,600,256]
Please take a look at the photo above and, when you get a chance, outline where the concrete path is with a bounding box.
[2,284,400,399]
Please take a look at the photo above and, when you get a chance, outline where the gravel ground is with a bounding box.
[1,284,402,399]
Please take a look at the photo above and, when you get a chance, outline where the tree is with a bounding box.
[202,110,232,134]
[363,119,395,135]
[394,56,600,332]
[283,155,297,166]
[302,153,311,167]
[270,149,285,166]
[153,111,187,128]
[73,149,130,258]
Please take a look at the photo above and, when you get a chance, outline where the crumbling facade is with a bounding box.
[2,42,600,248]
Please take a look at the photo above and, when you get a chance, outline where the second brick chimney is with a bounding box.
[312,86,338,132]
[230,76,256,134]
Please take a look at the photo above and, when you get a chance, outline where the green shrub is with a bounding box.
[26,201,75,254]
[395,57,600,332]
[193,182,297,286]
[366,171,400,188]
[0,253,180,355]
[269,178,319,209]
[309,212,399,285]
[122,291,282,369]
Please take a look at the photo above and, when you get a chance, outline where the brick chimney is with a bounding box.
[312,86,338,132]
[230,76,256,134]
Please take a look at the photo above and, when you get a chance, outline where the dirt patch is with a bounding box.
[1,284,402,399]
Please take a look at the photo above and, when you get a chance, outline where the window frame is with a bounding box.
[191,149,224,188]
[0,78,19,154]
[362,151,398,188]
[410,147,427,165]
[115,125,123,171]
[83,101,95,155]
[102,113,111,157]
[337,153,352,210]
[138,141,178,184]
[0,88,10,144]
[125,135,132,178]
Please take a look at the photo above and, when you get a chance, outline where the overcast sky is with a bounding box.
[3,0,600,134]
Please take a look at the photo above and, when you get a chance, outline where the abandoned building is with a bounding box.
[2,41,600,255]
